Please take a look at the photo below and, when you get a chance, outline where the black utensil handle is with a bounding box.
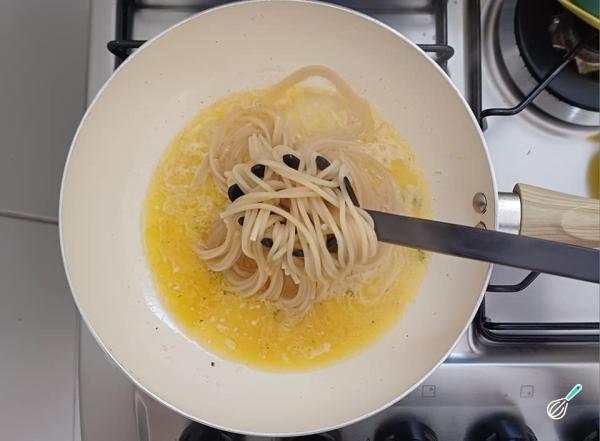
[367,210,599,283]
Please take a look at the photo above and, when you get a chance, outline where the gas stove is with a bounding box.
[79,1,599,440]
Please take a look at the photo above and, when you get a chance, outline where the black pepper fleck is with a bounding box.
[227,184,244,202]
[315,155,330,170]
[326,234,338,252]
[282,154,300,170]
[250,163,266,178]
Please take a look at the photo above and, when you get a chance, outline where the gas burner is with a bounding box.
[571,416,599,441]
[466,414,537,441]
[375,419,438,441]
[290,430,341,441]
[497,0,600,126]
[179,423,245,441]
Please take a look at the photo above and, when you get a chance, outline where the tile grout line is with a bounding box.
[0,210,58,225]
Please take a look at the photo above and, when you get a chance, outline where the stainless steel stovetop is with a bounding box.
[79,1,599,440]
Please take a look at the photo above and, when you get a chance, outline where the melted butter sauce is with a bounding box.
[143,86,431,371]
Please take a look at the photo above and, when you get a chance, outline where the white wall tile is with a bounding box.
[0,0,90,219]
[0,217,78,440]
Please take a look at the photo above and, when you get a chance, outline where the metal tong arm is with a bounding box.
[367,210,599,284]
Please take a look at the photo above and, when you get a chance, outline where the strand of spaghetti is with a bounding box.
[259,159,341,187]
[231,188,324,203]
[265,65,373,133]
[196,223,235,260]
[208,109,245,189]
[221,202,322,261]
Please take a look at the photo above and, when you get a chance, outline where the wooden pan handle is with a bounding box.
[514,184,600,248]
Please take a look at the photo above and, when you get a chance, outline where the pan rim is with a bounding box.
[59,0,497,436]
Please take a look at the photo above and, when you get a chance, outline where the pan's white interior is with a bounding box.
[60,1,496,436]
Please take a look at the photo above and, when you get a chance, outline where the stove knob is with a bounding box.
[573,417,599,441]
[289,430,341,441]
[375,420,438,441]
[179,422,245,441]
[466,414,536,441]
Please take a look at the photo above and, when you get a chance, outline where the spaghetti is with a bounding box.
[196,66,402,315]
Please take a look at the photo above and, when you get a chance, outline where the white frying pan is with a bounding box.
[59,1,599,436]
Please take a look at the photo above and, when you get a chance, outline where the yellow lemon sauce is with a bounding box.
[143,86,431,371]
